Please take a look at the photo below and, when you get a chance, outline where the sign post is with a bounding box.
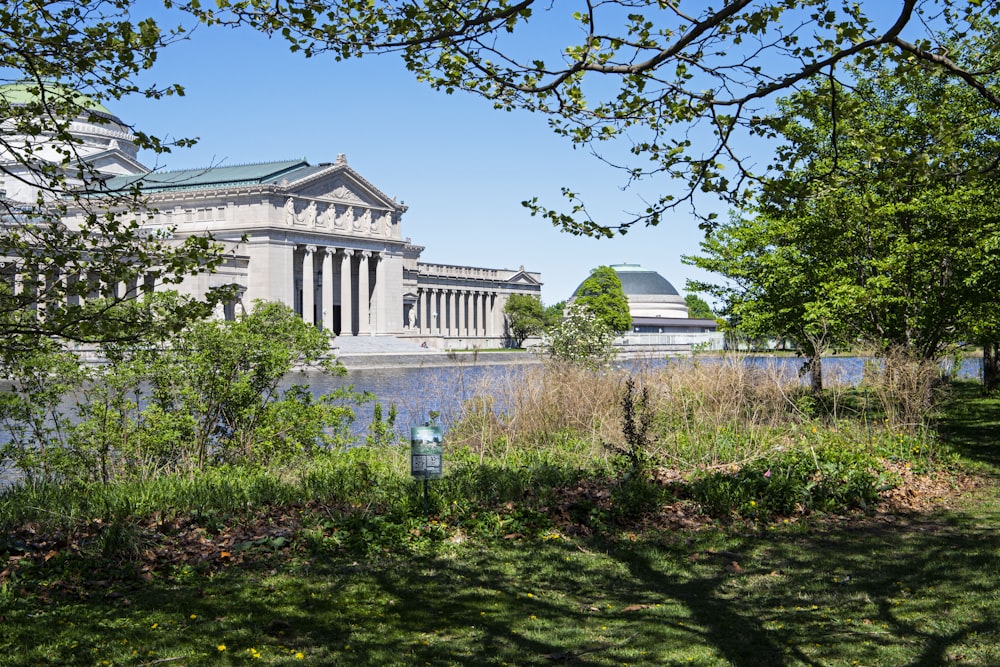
[410,418,443,516]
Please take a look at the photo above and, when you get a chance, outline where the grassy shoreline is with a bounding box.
[1,381,998,666]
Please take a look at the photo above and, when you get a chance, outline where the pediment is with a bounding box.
[82,150,148,178]
[505,270,542,287]
[284,162,405,214]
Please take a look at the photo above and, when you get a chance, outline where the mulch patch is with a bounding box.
[0,464,989,587]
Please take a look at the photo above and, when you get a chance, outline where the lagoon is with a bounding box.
[296,353,984,436]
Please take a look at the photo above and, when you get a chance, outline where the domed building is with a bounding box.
[570,263,721,352]
[0,82,146,204]
[0,82,541,351]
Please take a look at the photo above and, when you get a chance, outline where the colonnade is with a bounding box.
[295,244,382,336]
[411,287,501,338]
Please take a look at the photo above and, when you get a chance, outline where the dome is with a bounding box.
[0,81,143,204]
[570,263,688,320]
[607,263,680,296]
[0,81,117,119]
[571,263,681,298]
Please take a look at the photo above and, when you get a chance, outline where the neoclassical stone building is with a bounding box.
[0,83,541,349]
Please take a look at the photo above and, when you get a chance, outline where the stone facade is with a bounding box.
[0,86,542,349]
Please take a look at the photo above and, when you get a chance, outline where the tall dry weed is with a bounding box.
[860,349,945,431]
[640,356,818,466]
[446,353,938,470]
[448,356,822,466]
[448,361,624,461]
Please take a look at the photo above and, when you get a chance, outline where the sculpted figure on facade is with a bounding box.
[334,204,348,229]
[317,203,333,227]
[369,209,381,234]
[352,206,364,231]
[302,201,317,226]
[283,197,296,226]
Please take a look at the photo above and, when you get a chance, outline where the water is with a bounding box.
[285,361,533,435]
[292,354,985,435]
[1,354,985,488]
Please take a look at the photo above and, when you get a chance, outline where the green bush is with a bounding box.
[0,298,365,483]
[690,445,894,520]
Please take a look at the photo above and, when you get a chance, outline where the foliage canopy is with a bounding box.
[571,266,631,334]
[179,0,1000,232]
[686,49,1000,388]
[0,1,229,353]
[503,293,547,347]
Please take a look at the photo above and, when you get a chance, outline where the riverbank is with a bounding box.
[335,348,542,370]
[1,382,996,665]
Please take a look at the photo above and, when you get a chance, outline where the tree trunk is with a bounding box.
[810,355,823,396]
[984,341,999,393]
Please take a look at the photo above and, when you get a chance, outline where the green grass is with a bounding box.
[2,382,999,665]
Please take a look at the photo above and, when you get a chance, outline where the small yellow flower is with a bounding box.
[190,614,197,620]
[295,652,305,660]
[150,623,158,629]
[217,644,227,652]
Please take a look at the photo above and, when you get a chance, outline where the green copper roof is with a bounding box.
[100,160,323,193]
[0,81,115,116]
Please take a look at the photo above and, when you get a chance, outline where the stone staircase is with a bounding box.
[332,335,437,356]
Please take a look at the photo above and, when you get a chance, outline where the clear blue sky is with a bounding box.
[113,14,728,305]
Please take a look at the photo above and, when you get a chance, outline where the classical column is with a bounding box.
[424,289,435,334]
[321,247,334,332]
[373,251,385,334]
[472,292,482,337]
[358,251,371,335]
[414,288,422,333]
[478,292,487,337]
[485,292,496,338]
[465,291,472,337]
[454,290,462,337]
[441,290,450,336]
[301,245,316,326]
[340,248,354,336]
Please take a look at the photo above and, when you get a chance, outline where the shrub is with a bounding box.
[0,299,364,483]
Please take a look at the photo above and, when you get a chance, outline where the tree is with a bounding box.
[686,50,1000,390]
[543,300,566,329]
[182,0,1000,231]
[541,303,617,369]
[686,210,849,393]
[0,299,352,482]
[571,266,631,334]
[684,294,714,320]
[0,3,228,354]
[503,293,546,347]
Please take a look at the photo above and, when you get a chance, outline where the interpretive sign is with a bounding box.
[410,425,443,480]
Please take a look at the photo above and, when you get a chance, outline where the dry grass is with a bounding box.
[860,349,946,430]
[446,353,943,469]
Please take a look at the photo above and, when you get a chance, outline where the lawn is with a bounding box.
[2,383,999,666]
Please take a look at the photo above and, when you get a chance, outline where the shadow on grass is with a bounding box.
[5,502,998,666]
[4,381,1000,665]
[937,381,1000,472]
